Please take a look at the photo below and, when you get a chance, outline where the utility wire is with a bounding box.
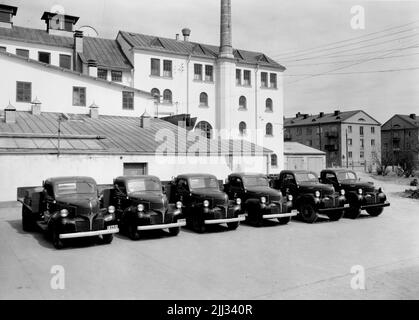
[283,66,419,77]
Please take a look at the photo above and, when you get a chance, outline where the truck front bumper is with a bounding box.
[318,203,349,213]
[137,219,186,231]
[361,201,390,210]
[262,209,298,219]
[59,226,119,239]
[204,215,246,225]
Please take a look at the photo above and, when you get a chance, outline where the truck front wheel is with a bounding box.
[278,216,291,225]
[100,234,114,244]
[327,211,344,221]
[51,227,64,249]
[227,221,239,230]
[345,206,361,219]
[366,207,384,217]
[22,206,34,232]
[169,226,180,236]
[299,204,317,223]
[128,224,140,240]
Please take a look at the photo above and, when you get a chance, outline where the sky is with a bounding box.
[5,0,419,123]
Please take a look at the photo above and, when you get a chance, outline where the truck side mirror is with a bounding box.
[162,185,166,194]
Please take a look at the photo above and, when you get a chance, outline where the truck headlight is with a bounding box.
[203,200,209,207]
[108,205,115,214]
[287,194,293,201]
[260,197,266,204]
[315,191,321,198]
[358,189,363,195]
[236,198,242,205]
[104,214,114,222]
[137,204,145,212]
[60,209,69,218]
[340,189,345,196]
[176,201,182,209]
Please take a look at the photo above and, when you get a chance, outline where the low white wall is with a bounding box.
[0,153,268,202]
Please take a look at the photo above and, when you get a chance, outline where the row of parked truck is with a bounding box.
[19,169,390,249]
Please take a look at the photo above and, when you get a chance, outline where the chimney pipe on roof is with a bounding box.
[296,112,301,118]
[4,102,16,124]
[89,102,99,119]
[88,59,98,78]
[410,113,416,120]
[0,4,17,29]
[319,112,324,118]
[219,0,233,59]
[140,111,151,129]
[334,110,340,116]
[175,33,180,41]
[31,97,42,116]
[73,30,83,72]
[182,28,191,41]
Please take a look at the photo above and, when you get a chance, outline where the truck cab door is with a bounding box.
[176,179,190,205]
[322,172,339,189]
[229,176,245,200]
[281,174,298,197]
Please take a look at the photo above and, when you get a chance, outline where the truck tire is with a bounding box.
[345,206,361,219]
[327,211,344,221]
[299,203,318,223]
[22,206,34,232]
[366,207,384,217]
[169,226,180,236]
[227,221,239,230]
[128,224,140,240]
[277,216,291,225]
[51,226,64,249]
[193,217,206,233]
[100,234,114,244]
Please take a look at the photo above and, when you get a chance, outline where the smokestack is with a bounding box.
[89,102,99,119]
[73,30,83,72]
[4,102,16,124]
[175,33,180,41]
[140,111,151,129]
[219,0,233,59]
[182,28,191,41]
[31,97,42,116]
[410,113,416,120]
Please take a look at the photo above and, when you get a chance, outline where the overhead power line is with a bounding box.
[284,66,419,77]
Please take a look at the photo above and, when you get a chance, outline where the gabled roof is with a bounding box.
[0,26,132,70]
[0,111,272,156]
[381,114,419,129]
[284,142,325,155]
[118,31,285,70]
[284,110,379,127]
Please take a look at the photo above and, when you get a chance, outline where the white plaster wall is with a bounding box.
[0,54,153,116]
[0,153,268,202]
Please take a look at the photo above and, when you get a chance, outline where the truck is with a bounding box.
[20,176,119,249]
[167,174,245,233]
[223,173,298,226]
[268,170,349,223]
[107,175,186,240]
[319,169,390,219]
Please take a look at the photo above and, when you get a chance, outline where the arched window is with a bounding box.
[239,96,247,109]
[239,121,247,135]
[271,154,278,167]
[163,89,172,104]
[265,98,273,112]
[199,92,208,106]
[195,121,213,139]
[266,123,273,136]
[151,88,160,103]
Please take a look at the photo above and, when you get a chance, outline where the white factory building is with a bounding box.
[0,1,287,201]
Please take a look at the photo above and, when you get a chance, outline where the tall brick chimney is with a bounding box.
[219,0,233,59]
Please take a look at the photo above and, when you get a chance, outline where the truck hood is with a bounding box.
[55,194,100,215]
[245,186,282,200]
[339,181,375,193]
[129,191,167,210]
[298,182,335,196]
[191,189,228,203]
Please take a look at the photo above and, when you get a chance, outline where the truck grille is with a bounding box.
[323,197,337,208]
[364,193,377,205]
[75,218,104,232]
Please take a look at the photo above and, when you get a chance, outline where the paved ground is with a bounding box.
[1,175,418,300]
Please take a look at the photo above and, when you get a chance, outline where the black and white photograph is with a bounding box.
[0,0,418,305]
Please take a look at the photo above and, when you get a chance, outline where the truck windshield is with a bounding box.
[127,179,161,193]
[189,177,219,190]
[55,181,96,196]
[295,172,318,183]
[243,176,269,187]
[337,171,357,181]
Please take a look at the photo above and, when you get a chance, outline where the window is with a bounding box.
[348,138,353,146]
[16,49,29,58]
[266,123,273,136]
[271,154,278,167]
[38,51,51,64]
[194,64,202,81]
[236,69,242,85]
[384,143,388,150]
[239,122,247,135]
[360,151,364,159]
[163,89,172,104]
[348,126,352,133]
[98,69,108,80]
[270,73,277,88]
[348,151,353,158]
[265,98,273,112]
[151,58,160,76]
[0,11,11,23]
[261,72,268,87]
[371,139,375,146]
[199,92,208,106]
[239,96,247,109]
[59,54,71,69]
[307,140,313,146]
[0,46,6,52]
[297,128,302,136]
[72,87,86,106]
[111,71,122,82]
[16,82,32,102]
[64,19,73,32]
[243,70,251,86]
[360,126,364,136]
[371,126,375,134]
[360,139,364,148]
[163,60,172,77]
[122,91,134,110]
[151,88,160,103]
[306,127,312,135]
[205,65,213,82]
[123,163,148,176]
[195,121,213,139]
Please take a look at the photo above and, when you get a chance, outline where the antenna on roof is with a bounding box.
[77,25,99,37]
